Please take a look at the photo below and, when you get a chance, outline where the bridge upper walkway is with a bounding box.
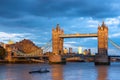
[59,33,98,38]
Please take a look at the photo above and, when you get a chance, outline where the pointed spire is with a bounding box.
[56,24,60,28]
[101,21,106,27]
[98,24,101,29]
[56,24,60,31]
[57,24,59,27]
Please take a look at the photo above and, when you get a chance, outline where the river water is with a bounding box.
[0,62,120,80]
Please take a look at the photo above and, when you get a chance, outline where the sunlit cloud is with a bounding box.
[105,17,120,25]
[64,41,77,44]
[0,32,31,43]
[80,38,97,43]
[87,18,99,24]
[109,32,120,38]
[108,48,120,55]
[64,43,77,50]
[35,42,46,45]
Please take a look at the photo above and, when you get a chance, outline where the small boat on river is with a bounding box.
[29,69,50,74]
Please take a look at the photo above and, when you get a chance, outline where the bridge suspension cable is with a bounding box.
[109,38,120,50]
[41,39,52,53]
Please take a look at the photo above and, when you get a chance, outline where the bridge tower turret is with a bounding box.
[52,24,64,55]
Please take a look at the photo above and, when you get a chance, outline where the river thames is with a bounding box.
[0,62,120,80]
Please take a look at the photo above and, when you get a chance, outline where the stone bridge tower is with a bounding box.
[49,24,65,64]
[52,24,64,55]
[95,22,110,65]
[98,22,108,55]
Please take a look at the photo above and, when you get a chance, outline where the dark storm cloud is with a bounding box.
[0,0,28,18]
[0,0,120,19]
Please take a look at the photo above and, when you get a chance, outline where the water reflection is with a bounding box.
[1,63,120,80]
[51,64,64,80]
[5,64,32,80]
[96,66,109,80]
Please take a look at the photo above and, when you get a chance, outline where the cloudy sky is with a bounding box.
[0,0,120,54]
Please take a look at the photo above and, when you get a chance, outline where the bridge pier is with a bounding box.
[49,54,66,64]
[94,54,110,65]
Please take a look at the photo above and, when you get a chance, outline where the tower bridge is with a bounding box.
[5,21,120,65]
[5,22,113,65]
[50,22,110,65]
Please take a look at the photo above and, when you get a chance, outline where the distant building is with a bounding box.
[64,48,68,54]
[78,47,82,54]
[8,40,14,44]
[83,49,88,55]
[69,47,72,54]
[83,49,91,55]
[88,49,91,55]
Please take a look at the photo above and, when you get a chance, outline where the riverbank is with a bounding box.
[0,60,45,64]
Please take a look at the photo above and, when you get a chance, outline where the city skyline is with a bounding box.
[0,0,120,54]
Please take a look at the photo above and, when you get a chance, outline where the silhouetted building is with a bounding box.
[63,48,68,54]
[88,49,91,55]
[83,49,88,55]
[69,47,72,54]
